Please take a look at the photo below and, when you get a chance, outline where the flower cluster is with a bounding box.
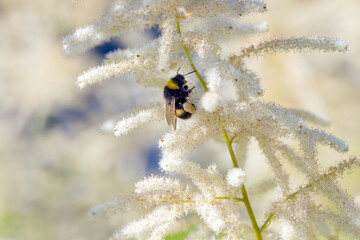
[64,0,360,239]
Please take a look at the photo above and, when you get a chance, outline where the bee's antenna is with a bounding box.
[177,67,182,74]
[183,70,197,76]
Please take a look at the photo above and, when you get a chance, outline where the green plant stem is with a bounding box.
[260,213,273,232]
[222,128,262,240]
[241,185,262,240]
[176,16,208,92]
[215,196,244,202]
[222,129,239,168]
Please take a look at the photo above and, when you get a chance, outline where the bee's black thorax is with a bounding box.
[163,75,190,104]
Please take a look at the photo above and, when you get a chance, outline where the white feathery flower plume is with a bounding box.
[113,104,163,137]
[63,0,360,239]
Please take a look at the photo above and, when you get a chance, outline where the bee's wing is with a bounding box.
[165,101,171,125]
[166,97,177,130]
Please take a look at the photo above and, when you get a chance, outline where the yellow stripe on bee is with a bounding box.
[165,79,179,90]
[176,109,185,117]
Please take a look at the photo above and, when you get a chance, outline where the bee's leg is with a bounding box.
[188,86,195,93]
[182,101,196,113]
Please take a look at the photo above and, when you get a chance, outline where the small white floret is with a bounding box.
[201,91,223,113]
[226,168,246,187]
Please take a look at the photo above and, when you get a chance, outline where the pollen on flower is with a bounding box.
[226,168,246,187]
[207,163,217,172]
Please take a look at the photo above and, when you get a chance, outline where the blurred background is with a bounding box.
[0,0,359,239]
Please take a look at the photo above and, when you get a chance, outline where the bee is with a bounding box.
[164,68,197,130]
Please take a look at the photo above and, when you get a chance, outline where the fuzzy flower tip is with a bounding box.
[226,168,246,187]
[201,91,222,113]
[113,105,163,137]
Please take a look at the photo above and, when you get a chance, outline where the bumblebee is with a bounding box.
[164,68,196,130]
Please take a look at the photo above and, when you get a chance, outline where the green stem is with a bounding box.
[229,135,238,144]
[222,128,262,240]
[260,213,273,232]
[176,16,208,92]
[215,196,244,202]
[222,129,239,168]
[241,185,262,240]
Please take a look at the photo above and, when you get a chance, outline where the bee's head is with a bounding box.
[171,68,196,87]
[171,74,186,87]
